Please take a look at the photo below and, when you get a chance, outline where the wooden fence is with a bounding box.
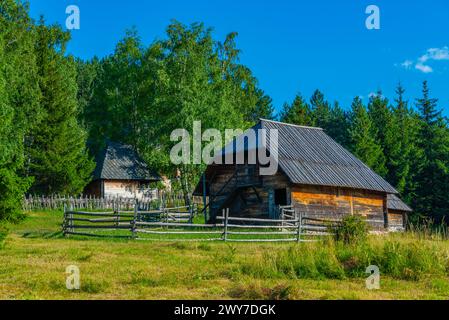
[24,193,205,211]
[63,206,334,242]
[63,204,198,238]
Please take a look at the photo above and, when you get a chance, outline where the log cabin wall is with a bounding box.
[103,180,155,199]
[230,170,291,220]
[291,185,386,230]
[207,166,390,229]
[208,165,238,219]
[208,165,291,220]
[197,120,410,229]
[261,170,291,218]
[104,180,138,198]
[387,210,405,230]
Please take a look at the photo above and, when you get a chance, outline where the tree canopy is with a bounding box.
[1,3,449,225]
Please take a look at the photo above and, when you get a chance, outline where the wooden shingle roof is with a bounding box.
[260,119,398,194]
[194,119,399,196]
[93,142,160,181]
[387,194,412,212]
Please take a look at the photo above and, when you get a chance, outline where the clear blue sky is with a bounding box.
[29,0,449,115]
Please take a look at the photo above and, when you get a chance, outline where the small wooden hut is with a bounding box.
[84,141,161,199]
[194,119,412,230]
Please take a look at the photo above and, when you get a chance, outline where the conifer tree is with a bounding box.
[366,92,394,175]
[279,93,314,126]
[0,0,41,220]
[27,21,94,194]
[327,102,350,148]
[412,81,449,222]
[389,84,415,197]
[310,89,332,129]
[348,97,387,177]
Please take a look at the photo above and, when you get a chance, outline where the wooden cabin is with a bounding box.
[386,194,412,230]
[84,141,161,199]
[194,119,412,231]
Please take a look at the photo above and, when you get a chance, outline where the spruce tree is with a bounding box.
[412,81,449,222]
[309,90,350,147]
[27,21,94,194]
[348,97,387,177]
[389,84,415,197]
[367,91,398,179]
[279,93,314,126]
[327,101,350,148]
[310,89,332,129]
[0,0,41,220]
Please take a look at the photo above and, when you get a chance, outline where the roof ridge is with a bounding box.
[259,118,324,130]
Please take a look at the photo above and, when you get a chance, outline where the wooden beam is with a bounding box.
[202,173,207,222]
[383,194,389,229]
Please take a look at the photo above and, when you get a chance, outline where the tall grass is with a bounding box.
[239,235,449,281]
[407,220,449,240]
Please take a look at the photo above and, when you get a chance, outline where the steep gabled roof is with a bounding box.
[260,119,398,193]
[93,141,160,181]
[195,119,398,195]
[387,194,413,212]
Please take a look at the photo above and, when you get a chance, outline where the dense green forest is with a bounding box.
[0,1,93,220]
[1,1,449,225]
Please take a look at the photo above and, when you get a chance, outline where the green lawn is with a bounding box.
[0,211,449,300]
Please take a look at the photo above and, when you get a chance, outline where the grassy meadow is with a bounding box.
[1,210,449,300]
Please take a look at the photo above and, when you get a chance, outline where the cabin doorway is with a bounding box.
[274,188,288,206]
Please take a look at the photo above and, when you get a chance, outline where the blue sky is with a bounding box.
[29,0,449,115]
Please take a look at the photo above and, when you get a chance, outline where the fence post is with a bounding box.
[136,199,141,223]
[63,204,67,237]
[189,204,193,224]
[279,206,284,228]
[132,199,138,239]
[297,211,302,242]
[223,208,229,242]
[69,203,74,236]
[116,203,120,227]
[165,207,169,225]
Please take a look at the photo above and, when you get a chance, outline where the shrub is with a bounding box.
[333,215,368,244]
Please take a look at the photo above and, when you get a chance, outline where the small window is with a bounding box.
[274,188,288,206]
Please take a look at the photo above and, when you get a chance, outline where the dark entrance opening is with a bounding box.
[274,188,288,206]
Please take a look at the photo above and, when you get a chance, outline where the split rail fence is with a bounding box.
[63,205,335,242]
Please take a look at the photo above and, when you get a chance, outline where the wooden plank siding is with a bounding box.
[104,180,139,198]
[205,165,400,230]
[208,165,290,221]
[388,210,405,230]
[291,185,386,230]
